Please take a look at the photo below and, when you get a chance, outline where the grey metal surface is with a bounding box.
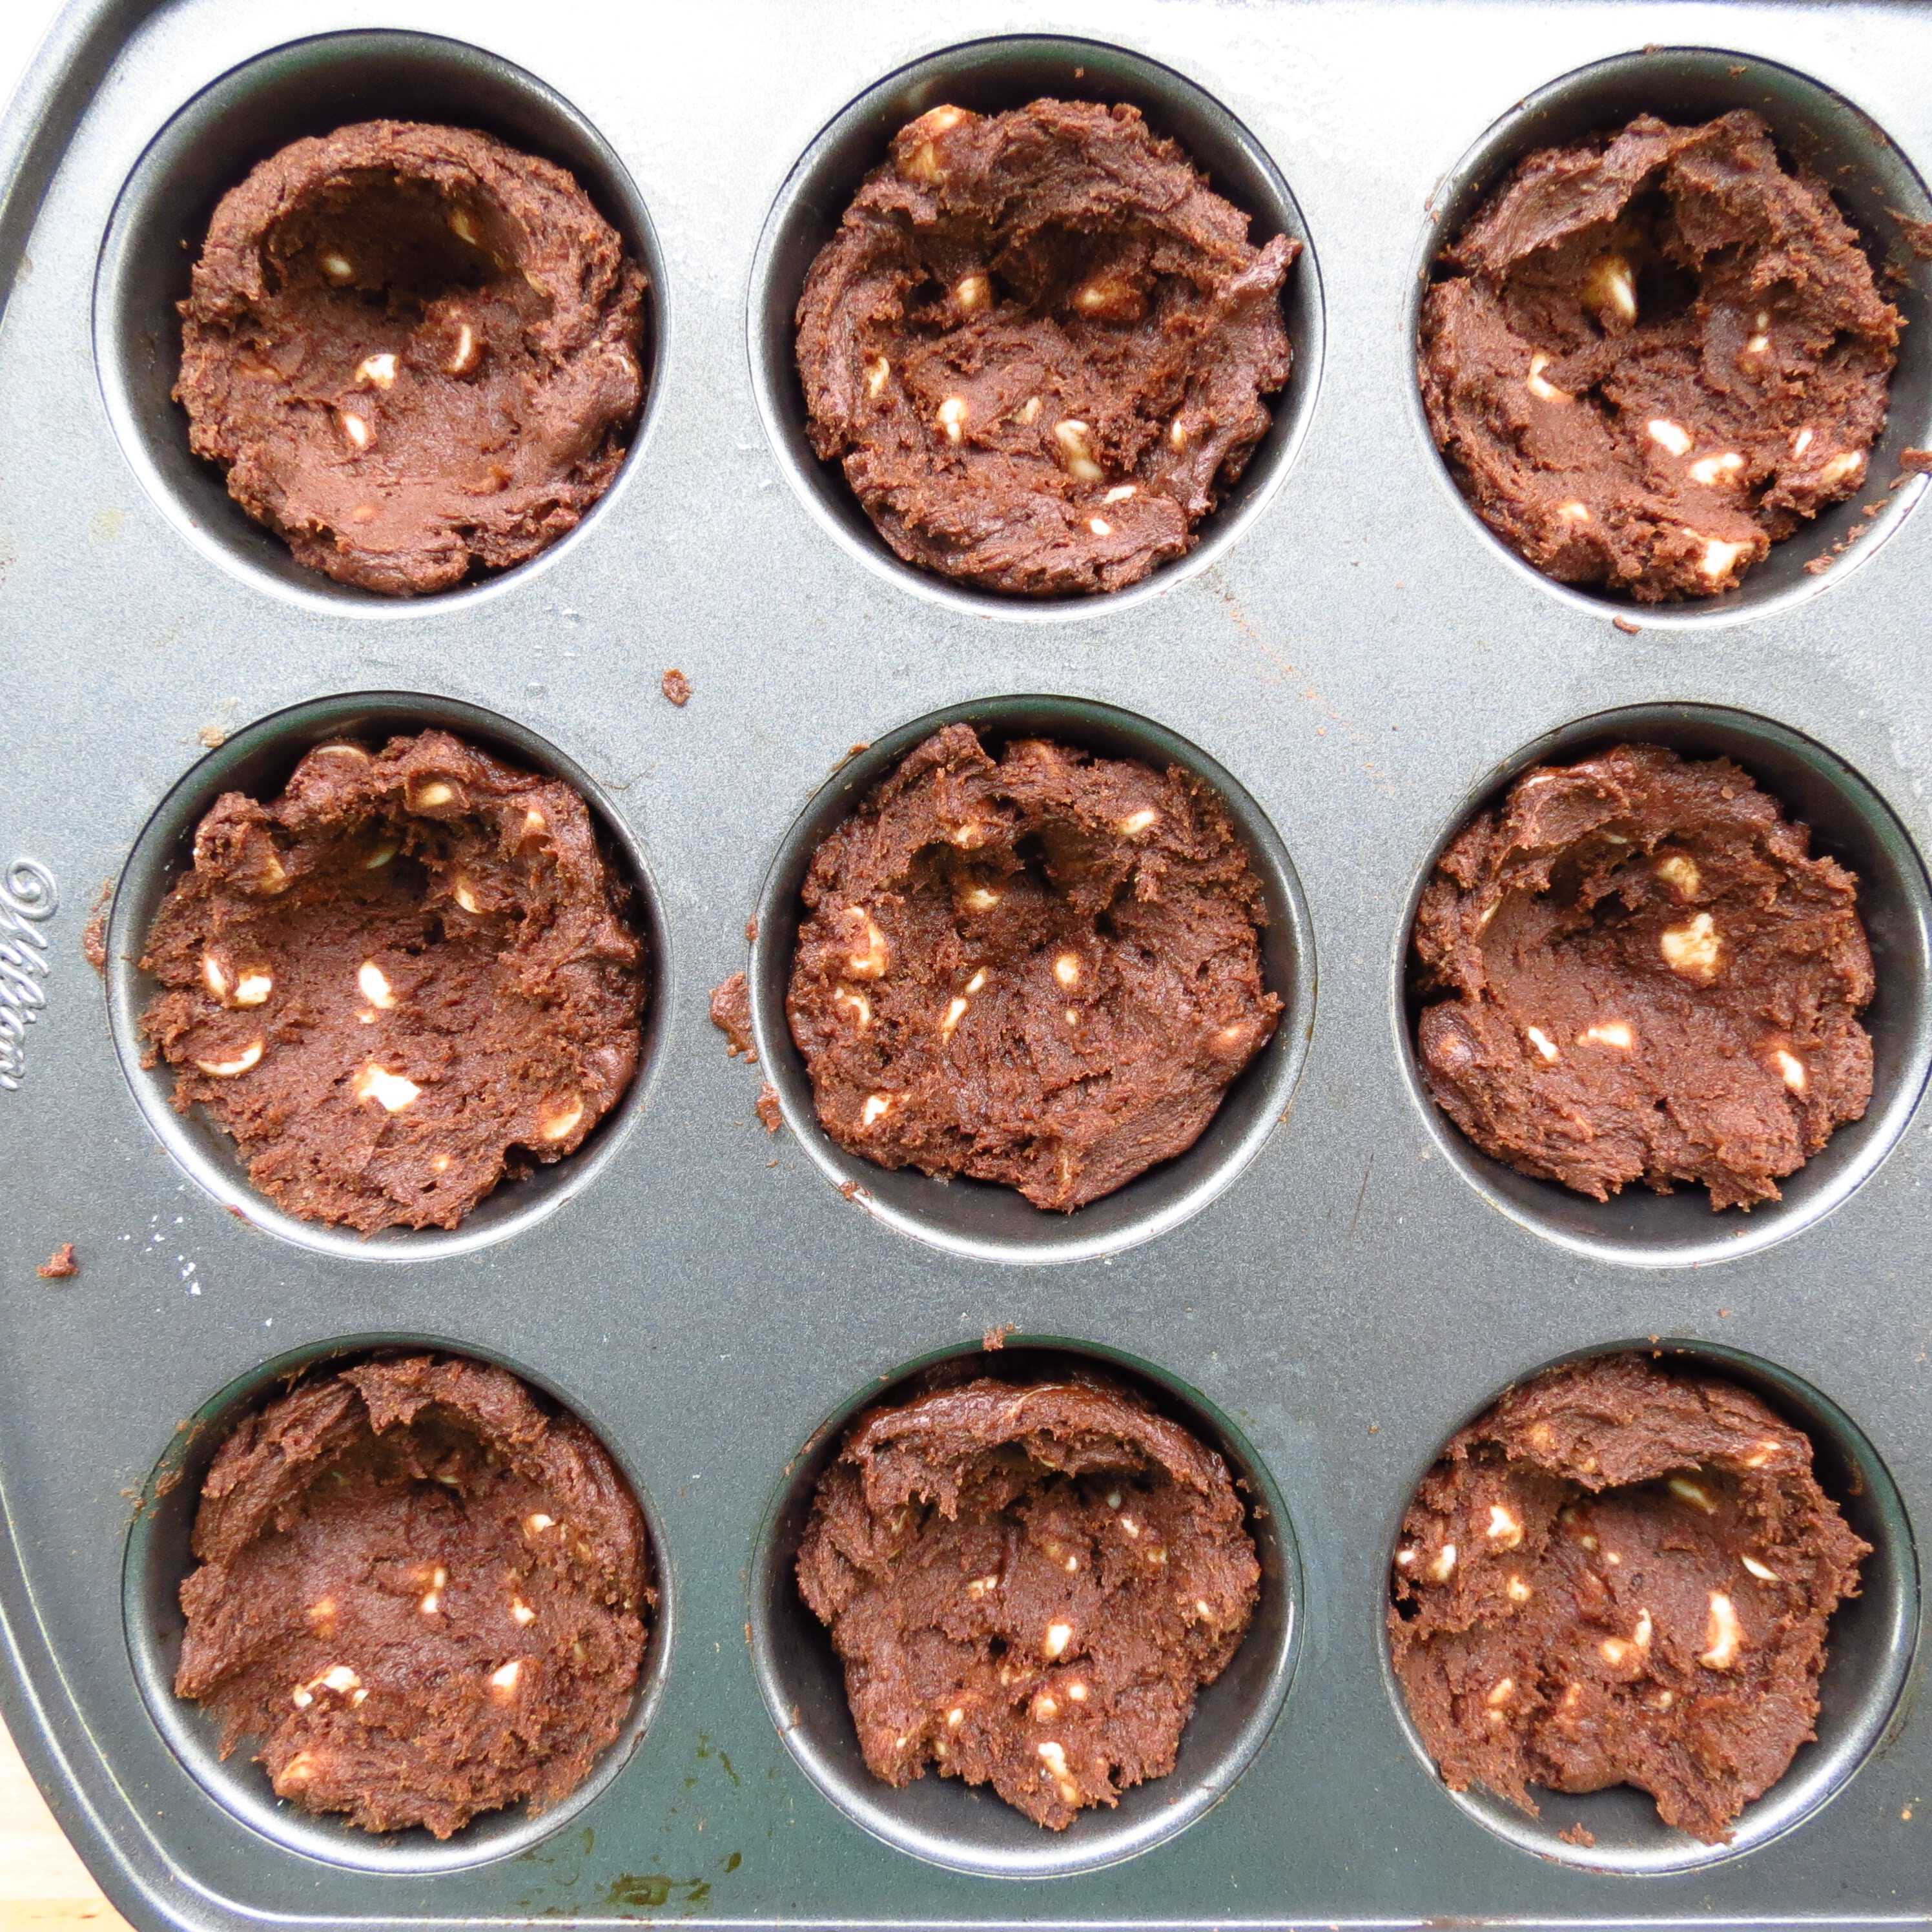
[1,2,1930,1927]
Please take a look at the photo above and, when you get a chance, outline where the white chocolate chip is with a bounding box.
[1669,1476,1720,1514]
[1526,1025,1559,1063]
[1429,1543,1457,1583]
[1119,1515,1140,1538]
[940,996,969,1039]
[899,104,967,182]
[196,1040,263,1078]
[963,967,987,995]
[1647,417,1694,458]
[1168,416,1188,449]
[356,353,398,390]
[1743,1440,1780,1469]
[1033,1692,1058,1721]
[448,209,480,247]
[445,322,479,377]
[1689,451,1745,486]
[1773,1047,1807,1094]
[451,880,480,915]
[410,780,455,811]
[1053,418,1105,482]
[489,1659,523,1696]
[232,970,272,1006]
[1019,395,1042,425]
[835,987,872,1028]
[1585,253,1638,324]
[1106,1492,1122,1510]
[1660,911,1721,981]
[954,272,989,313]
[1043,1621,1072,1659]
[1698,1592,1744,1670]
[1103,484,1136,503]
[364,841,398,869]
[1655,853,1702,899]
[860,1093,894,1127]
[1600,1636,1632,1666]
[1485,1676,1515,1707]
[357,961,396,1010]
[1742,1553,1780,1583]
[1556,500,1593,524]
[1072,273,1139,318]
[1486,1503,1524,1549]
[946,1705,965,1727]
[526,1513,555,1535]
[1506,1574,1532,1604]
[320,251,355,283]
[1053,952,1081,989]
[1818,450,1866,489]
[936,395,967,443]
[1067,1681,1087,1702]
[1696,534,1751,581]
[1526,351,1570,403]
[843,907,891,979]
[1087,516,1111,537]
[866,355,890,398]
[1035,1739,1079,1805]
[201,954,229,1000]
[965,1573,1000,1599]
[353,1064,420,1113]
[540,1101,584,1141]
[1633,1608,1653,1650]
[1581,1021,1634,1050]
[338,410,373,452]
[319,1665,359,1694]
[291,1685,313,1709]
[1118,807,1158,836]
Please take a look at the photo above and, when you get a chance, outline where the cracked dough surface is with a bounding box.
[140,730,645,1233]
[797,98,1296,595]
[176,1354,652,1838]
[178,120,646,595]
[797,1372,1259,1829]
[1421,111,1899,601]
[1412,744,1873,1209]
[786,724,1280,1209]
[1390,1353,1867,1842]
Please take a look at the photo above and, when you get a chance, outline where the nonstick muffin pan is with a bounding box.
[3,3,1931,1928]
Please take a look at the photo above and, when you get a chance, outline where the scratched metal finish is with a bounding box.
[1,3,1931,1929]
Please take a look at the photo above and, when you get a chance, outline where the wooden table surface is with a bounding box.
[1,1723,134,1931]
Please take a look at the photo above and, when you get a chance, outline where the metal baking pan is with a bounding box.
[3,2,1930,1927]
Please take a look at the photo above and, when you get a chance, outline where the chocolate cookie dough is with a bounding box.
[797,1372,1259,1828]
[787,725,1279,1209]
[1390,1354,1867,1841]
[178,121,646,595]
[176,1354,652,1838]
[140,730,644,1233]
[1421,111,1900,601]
[1412,745,1873,1209]
[797,99,1296,595]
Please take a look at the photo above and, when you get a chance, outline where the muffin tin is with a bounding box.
[3,3,1931,1927]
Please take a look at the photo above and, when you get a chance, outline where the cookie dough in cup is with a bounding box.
[786,724,1280,1209]
[1420,111,1900,602]
[174,1353,654,1838]
[177,120,647,595]
[1410,743,1874,1209]
[797,1368,1259,1828]
[796,98,1297,596]
[139,729,646,1233]
[1390,1352,1867,1841]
